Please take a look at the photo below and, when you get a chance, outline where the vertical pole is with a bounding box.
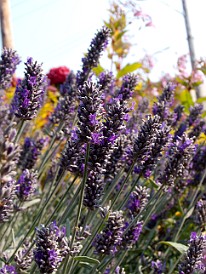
[182,0,200,98]
[0,0,13,49]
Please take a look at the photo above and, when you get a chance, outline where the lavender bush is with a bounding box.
[0,26,206,274]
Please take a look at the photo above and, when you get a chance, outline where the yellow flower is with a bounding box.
[175,211,182,218]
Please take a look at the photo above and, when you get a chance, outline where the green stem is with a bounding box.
[8,167,64,263]
[110,159,137,209]
[58,183,81,225]
[174,168,206,242]
[87,170,124,229]
[97,256,113,273]
[15,120,26,143]
[64,143,90,273]
[46,175,78,226]
[117,174,141,210]
[142,188,164,227]
[38,122,64,177]
[66,258,74,274]
[71,142,90,246]
[110,251,127,274]
[168,254,183,274]
[102,170,124,205]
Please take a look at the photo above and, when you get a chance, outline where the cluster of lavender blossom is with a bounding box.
[0,26,206,274]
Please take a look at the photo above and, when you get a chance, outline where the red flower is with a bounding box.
[47,66,70,85]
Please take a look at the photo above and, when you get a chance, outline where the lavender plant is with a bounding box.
[0,25,206,274]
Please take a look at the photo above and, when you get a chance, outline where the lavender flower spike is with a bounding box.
[121,221,143,249]
[16,169,37,202]
[18,137,45,170]
[0,265,17,274]
[11,57,47,120]
[179,232,206,274]
[76,26,111,87]
[152,82,176,122]
[34,222,69,274]
[127,185,149,217]
[117,74,138,103]
[77,81,102,143]
[93,211,124,255]
[0,180,17,222]
[0,48,20,90]
[157,134,195,188]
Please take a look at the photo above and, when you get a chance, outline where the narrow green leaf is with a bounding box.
[74,256,100,265]
[23,198,41,209]
[148,178,159,189]
[79,262,93,269]
[66,218,70,238]
[92,64,104,76]
[177,89,194,112]
[158,241,188,254]
[196,97,206,103]
[184,206,194,220]
[116,62,142,79]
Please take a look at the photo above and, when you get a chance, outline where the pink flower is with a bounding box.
[145,21,155,27]
[191,70,204,84]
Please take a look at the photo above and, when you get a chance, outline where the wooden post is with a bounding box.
[182,0,200,98]
[0,0,13,48]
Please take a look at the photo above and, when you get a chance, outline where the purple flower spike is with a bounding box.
[0,48,20,89]
[18,137,45,170]
[76,26,111,88]
[93,211,124,255]
[77,81,103,143]
[117,74,138,102]
[34,222,69,273]
[0,265,17,274]
[127,186,149,216]
[11,57,47,120]
[16,169,37,202]
[121,221,143,249]
[158,134,195,188]
[151,260,164,274]
[152,82,175,122]
[48,71,77,126]
[179,232,206,274]
[98,71,115,99]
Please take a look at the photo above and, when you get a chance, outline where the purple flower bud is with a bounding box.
[127,186,149,216]
[0,48,20,89]
[77,81,102,142]
[151,259,164,274]
[48,71,77,126]
[152,82,175,122]
[98,71,115,100]
[158,134,195,188]
[121,221,143,249]
[76,27,111,88]
[34,222,69,273]
[179,232,206,274]
[187,103,203,126]
[14,242,33,272]
[93,211,124,255]
[16,169,37,201]
[117,74,138,103]
[0,265,17,274]
[172,104,184,127]
[18,137,44,170]
[0,128,20,184]
[0,180,16,223]
[195,198,206,227]
[11,58,47,120]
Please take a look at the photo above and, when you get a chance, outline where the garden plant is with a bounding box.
[0,3,206,274]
